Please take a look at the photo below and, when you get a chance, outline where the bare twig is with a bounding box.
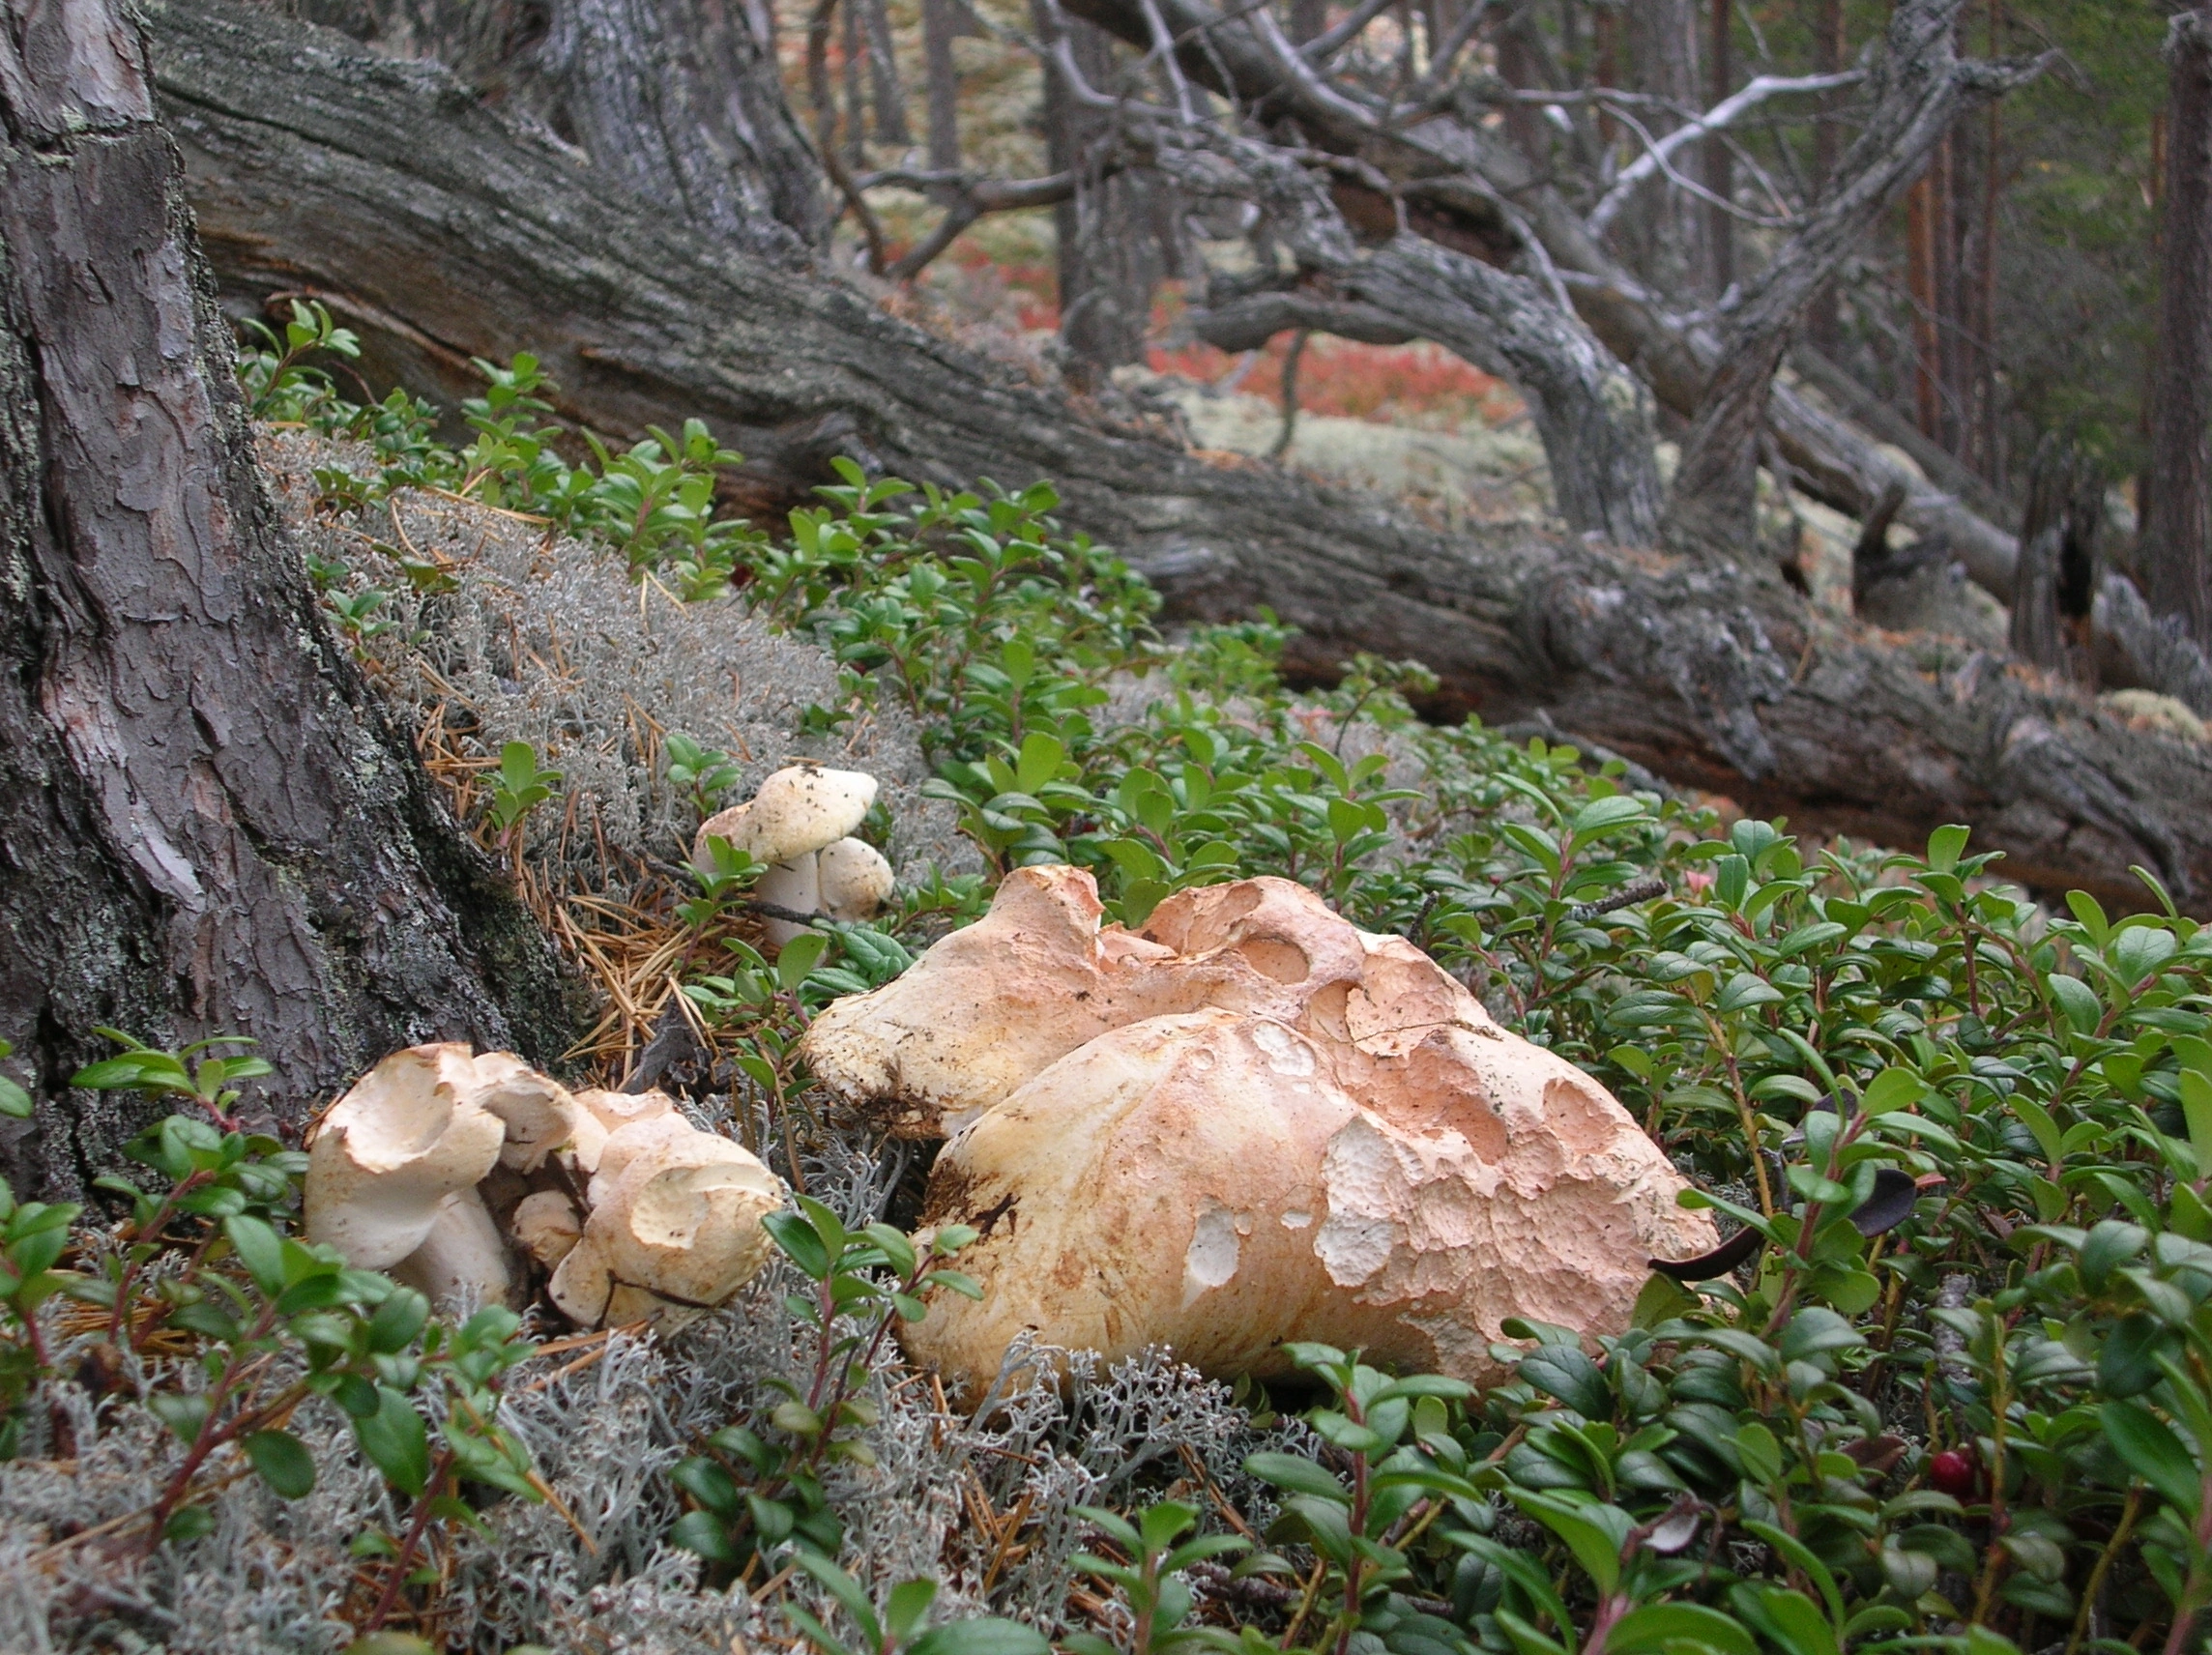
[1586,70,1861,233]
[806,0,888,273]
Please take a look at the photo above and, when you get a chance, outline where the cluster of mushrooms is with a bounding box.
[303,765,1715,1385]
[693,764,894,946]
[305,1043,787,1328]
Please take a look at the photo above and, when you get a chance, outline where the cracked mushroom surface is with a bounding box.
[808,870,1716,1391]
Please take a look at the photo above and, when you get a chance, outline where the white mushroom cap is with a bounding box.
[549,1115,787,1329]
[565,1087,678,1174]
[511,1190,583,1268]
[389,1186,513,1310]
[690,765,879,867]
[305,1044,508,1269]
[467,1052,585,1172]
[817,837,895,922]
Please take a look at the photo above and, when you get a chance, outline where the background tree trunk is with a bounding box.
[920,0,961,171]
[2009,435,2100,682]
[147,0,2212,916]
[1032,5,1173,374]
[2146,4,2212,650]
[1623,0,1707,300]
[0,0,577,1197]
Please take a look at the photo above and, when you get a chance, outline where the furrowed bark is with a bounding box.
[267,0,831,258]
[143,0,2212,914]
[0,0,577,1196]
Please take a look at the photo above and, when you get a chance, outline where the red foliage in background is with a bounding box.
[930,252,1520,430]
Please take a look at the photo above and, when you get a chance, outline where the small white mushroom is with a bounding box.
[304,1044,509,1270]
[692,765,880,947]
[547,1109,787,1330]
[390,1186,513,1309]
[511,1189,584,1269]
[816,836,895,922]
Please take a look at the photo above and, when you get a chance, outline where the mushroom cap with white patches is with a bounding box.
[564,1087,676,1174]
[817,837,895,921]
[305,1043,508,1269]
[389,1185,513,1310]
[856,871,1716,1392]
[547,1234,614,1327]
[800,865,1321,1139]
[903,1009,1369,1386]
[690,764,879,867]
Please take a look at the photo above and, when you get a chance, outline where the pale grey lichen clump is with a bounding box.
[260,432,977,894]
[0,1136,1296,1651]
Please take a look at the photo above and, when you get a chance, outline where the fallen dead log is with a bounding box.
[150,0,2212,911]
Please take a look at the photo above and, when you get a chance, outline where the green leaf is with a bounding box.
[1604,1603,1760,1655]
[2102,1399,2200,1513]
[907,1620,1053,1655]
[1505,1490,1629,1597]
[764,1209,831,1279]
[1519,1346,1609,1416]
[162,1504,216,1545]
[886,1577,940,1642]
[1926,824,1970,872]
[355,1387,431,1495]
[366,1287,430,1354]
[222,1214,287,1296]
[1856,1067,1925,1117]
[1244,1450,1349,1502]
[244,1429,317,1498]
[2047,972,2102,1034]
[669,1509,737,1562]
[1743,1520,1845,1627]
[776,931,830,989]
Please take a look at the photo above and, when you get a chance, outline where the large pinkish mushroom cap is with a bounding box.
[810,869,1717,1392]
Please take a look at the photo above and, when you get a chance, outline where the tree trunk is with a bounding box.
[920,0,960,171]
[1663,0,2030,553]
[1032,5,1171,372]
[0,0,577,1197]
[255,0,832,259]
[2145,5,2212,651]
[1705,0,1733,296]
[145,0,2212,915]
[1804,0,1844,356]
[1622,0,1706,300]
[2009,435,2099,682]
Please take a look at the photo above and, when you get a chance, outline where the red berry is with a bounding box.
[1929,1449,1976,1498]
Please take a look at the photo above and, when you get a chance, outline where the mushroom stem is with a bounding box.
[391,1187,514,1309]
[755,855,822,947]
